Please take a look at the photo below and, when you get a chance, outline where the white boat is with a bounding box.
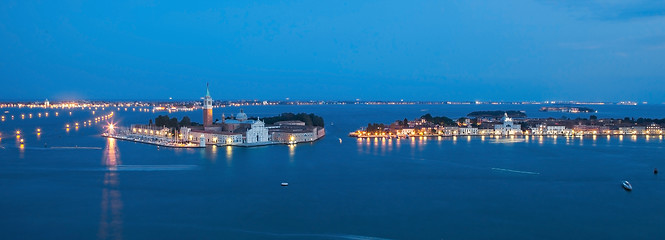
[281,182,289,186]
[622,181,632,191]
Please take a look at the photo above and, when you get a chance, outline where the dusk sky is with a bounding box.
[1,0,664,102]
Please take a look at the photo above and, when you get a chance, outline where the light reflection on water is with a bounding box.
[203,145,218,163]
[225,146,233,166]
[353,135,645,155]
[98,138,122,240]
[288,144,295,163]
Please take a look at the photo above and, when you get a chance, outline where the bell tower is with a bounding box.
[203,83,213,126]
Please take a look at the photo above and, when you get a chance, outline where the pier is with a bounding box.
[102,132,204,148]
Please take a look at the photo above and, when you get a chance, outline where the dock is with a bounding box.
[103,133,204,148]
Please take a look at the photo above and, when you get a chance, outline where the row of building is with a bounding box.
[128,118,325,147]
[119,84,325,147]
[352,113,664,137]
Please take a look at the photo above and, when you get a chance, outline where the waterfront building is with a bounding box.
[530,124,571,135]
[245,118,270,143]
[618,127,632,134]
[478,128,494,135]
[459,126,478,135]
[44,99,50,107]
[181,109,323,146]
[572,125,610,135]
[203,83,213,127]
[633,126,646,134]
[181,127,243,145]
[494,113,522,135]
[183,108,270,145]
[546,125,566,135]
[270,121,326,143]
[616,126,646,135]
[131,125,171,137]
[646,123,662,134]
[399,128,415,136]
[443,127,459,136]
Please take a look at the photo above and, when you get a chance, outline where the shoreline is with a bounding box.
[103,133,204,148]
[349,133,664,138]
[103,133,324,148]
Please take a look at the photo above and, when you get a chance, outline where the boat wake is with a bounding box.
[491,167,540,175]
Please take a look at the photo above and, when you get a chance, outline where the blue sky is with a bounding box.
[1,0,664,102]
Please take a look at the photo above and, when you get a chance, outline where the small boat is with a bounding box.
[622,181,632,191]
[655,168,659,175]
[281,182,289,187]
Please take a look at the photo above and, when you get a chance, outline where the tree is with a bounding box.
[179,116,191,127]
[262,112,325,127]
[155,115,170,127]
[421,113,433,121]
[419,114,454,126]
[149,119,153,126]
[590,115,597,120]
[366,123,386,133]
[168,117,179,129]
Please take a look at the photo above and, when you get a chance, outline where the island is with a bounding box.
[467,110,526,118]
[350,110,664,138]
[102,84,325,147]
[539,106,596,113]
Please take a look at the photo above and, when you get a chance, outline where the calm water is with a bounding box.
[1,104,664,240]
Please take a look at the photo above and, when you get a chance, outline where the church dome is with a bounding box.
[236,109,248,121]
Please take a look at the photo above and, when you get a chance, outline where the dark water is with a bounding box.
[1,104,664,240]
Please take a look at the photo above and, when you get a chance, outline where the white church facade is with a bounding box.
[494,113,522,135]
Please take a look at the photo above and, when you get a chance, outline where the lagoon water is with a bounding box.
[1,104,665,239]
